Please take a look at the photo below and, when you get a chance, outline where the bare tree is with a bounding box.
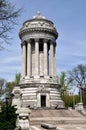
[68,64,86,91]
[0,0,21,49]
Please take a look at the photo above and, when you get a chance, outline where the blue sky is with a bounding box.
[0,0,86,82]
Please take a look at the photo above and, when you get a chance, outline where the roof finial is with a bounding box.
[37,11,41,16]
[33,11,45,19]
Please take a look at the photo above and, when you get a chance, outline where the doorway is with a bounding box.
[41,95,46,107]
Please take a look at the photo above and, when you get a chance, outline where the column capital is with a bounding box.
[50,40,56,45]
[34,38,39,42]
[21,41,26,48]
[43,39,48,43]
[50,40,54,44]
[27,39,32,43]
[23,41,27,44]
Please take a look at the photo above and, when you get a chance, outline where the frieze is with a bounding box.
[22,21,56,31]
[20,31,56,42]
[19,27,58,39]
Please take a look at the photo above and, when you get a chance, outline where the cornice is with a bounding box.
[19,27,58,39]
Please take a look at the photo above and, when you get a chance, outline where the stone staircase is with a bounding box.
[30,108,86,125]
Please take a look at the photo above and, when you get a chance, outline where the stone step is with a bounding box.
[30,125,86,130]
[30,109,83,118]
[30,117,86,125]
[30,109,85,125]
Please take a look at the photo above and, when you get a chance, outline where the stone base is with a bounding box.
[75,102,83,111]
[12,78,64,109]
[19,82,64,108]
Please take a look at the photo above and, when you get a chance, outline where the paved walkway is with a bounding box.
[30,124,86,130]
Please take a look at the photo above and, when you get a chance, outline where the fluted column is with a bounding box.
[35,39,39,77]
[27,40,31,77]
[53,43,56,77]
[44,39,48,76]
[22,42,26,78]
[50,41,54,77]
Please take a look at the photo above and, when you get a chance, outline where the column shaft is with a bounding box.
[44,40,48,76]
[27,40,31,77]
[50,41,54,77]
[22,43,26,78]
[35,39,39,76]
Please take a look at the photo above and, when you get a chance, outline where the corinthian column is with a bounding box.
[27,40,31,77]
[44,39,48,77]
[50,41,54,77]
[35,38,39,77]
[22,42,26,78]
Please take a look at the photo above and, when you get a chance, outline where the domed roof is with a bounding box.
[19,11,58,39]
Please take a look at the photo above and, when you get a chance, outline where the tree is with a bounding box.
[0,73,21,102]
[6,73,21,99]
[57,72,72,107]
[57,72,71,95]
[0,102,17,130]
[62,94,80,108]
[68,64,86,91]
[0,0,21,49]
[14,73,21,85]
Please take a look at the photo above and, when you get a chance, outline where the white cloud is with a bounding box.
[0,56,21,64]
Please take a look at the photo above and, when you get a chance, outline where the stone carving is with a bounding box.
[38,84,45,91]
[21,20,57,34]
[12,86,21,109]
[37,84,50,93]
[16,107,31,130]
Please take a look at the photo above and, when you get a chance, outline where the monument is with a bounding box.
[12,11,63,109]
[12,12,86,130]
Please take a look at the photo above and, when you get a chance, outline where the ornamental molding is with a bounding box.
[20,31,57,43]
[37,84,50,93]
[19,27,58,39]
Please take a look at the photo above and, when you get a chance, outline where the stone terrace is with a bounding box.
[30,109,86,130]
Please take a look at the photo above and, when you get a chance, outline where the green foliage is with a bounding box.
[62,94,80,108]
[0,73,21,102]
[0,103,17,130]
[14,73,21,85]
[6,73,21,98]
[57,72,71,95]
[81,91,86,106]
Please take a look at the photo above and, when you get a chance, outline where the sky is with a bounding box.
[0,0,86,82]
